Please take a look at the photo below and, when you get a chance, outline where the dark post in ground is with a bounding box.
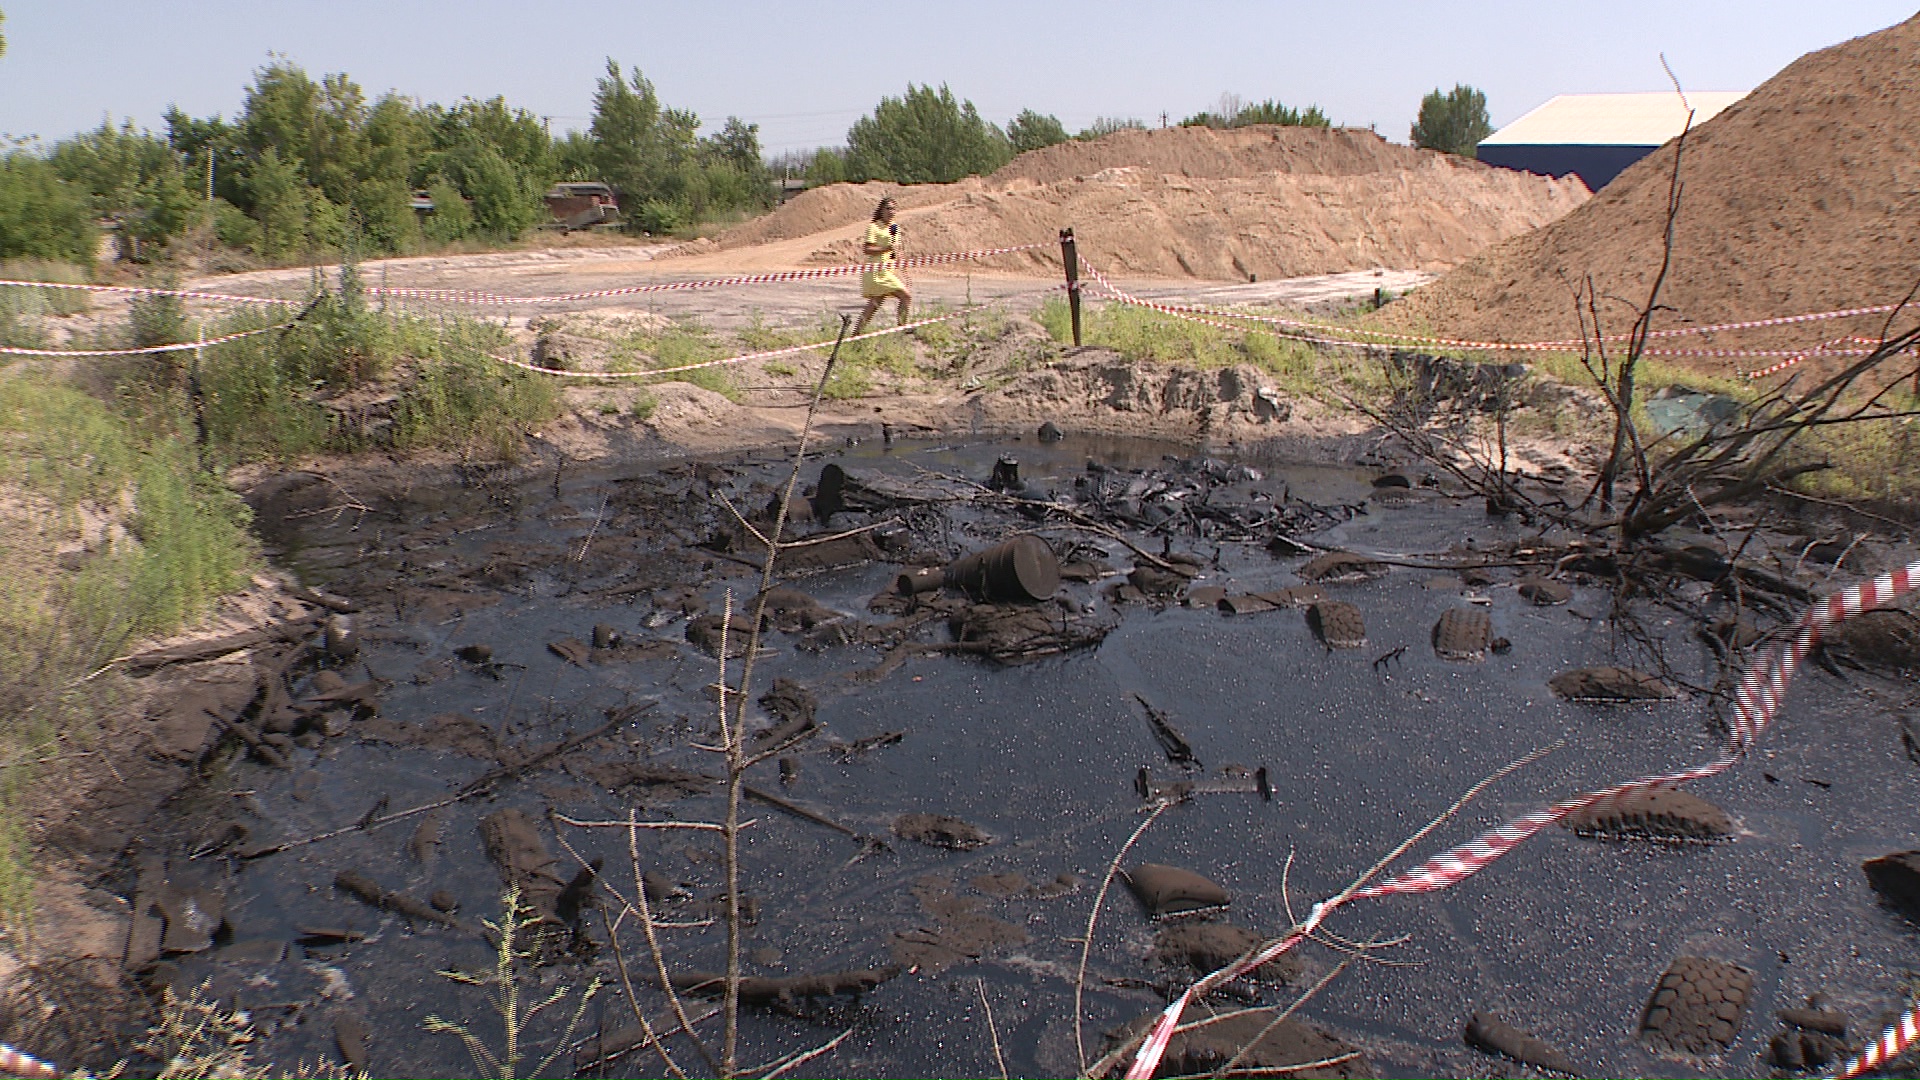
[1059,227,1082,348]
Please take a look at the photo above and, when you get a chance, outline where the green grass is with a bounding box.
[1036,296,1342,396]
[613,321,739,399]
[0,374,258,923]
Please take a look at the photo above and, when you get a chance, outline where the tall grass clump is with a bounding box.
[613,320,739,399]
[0,374,256,922]
[392,318,559,457]
[1037,296,1323,387]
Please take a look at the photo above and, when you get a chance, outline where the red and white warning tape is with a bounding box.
[364,241,1051,306]
[0,321,296,357]
[487,290,1059,379]
[1126,558,1920,1080]
[0,278,301,307]
[0,1042,58,1079]
[1077,261,1918,373]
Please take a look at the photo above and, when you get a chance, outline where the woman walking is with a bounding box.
[854,197,910,334]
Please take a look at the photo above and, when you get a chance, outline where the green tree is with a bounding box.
[243,147,312,257]
[50,120,200,256]
[1411,84,1492,156]
[1,9,8,58]
[1007,109,1068,154]
[0,155,97,262]
[803,147,846,187]
[420,180,472,243]
[1181,96,1329,129]
[844,84,1012,183]
[704,116,763,176]
[437,144,541,236]
[590,59,665,197]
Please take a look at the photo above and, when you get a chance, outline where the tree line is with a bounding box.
[0,59,776,265]
[0,29,1492,269]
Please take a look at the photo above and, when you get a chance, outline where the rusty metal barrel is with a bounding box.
[942,535,1061,602]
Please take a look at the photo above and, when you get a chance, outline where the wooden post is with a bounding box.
[1059,228,1082,347]
[190,324,209,470]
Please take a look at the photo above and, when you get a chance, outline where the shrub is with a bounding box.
[1411,84,1493,156]
[0,155,98,264]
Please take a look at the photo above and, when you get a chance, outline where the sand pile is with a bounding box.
[684,126,1588,281]
[1387,13,1920,360]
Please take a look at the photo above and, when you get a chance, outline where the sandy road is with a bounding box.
[185,244,1434,329]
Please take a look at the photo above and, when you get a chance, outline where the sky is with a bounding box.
[1,1,1915,157]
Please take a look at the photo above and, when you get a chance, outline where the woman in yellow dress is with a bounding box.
[854,197,910,334]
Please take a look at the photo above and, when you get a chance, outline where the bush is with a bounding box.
[392,319,559,457]
[632,199,684,235]
[127,284,188,349]
[211,198,261,250]
[0,155,98,264]
[420,180,474,244]
[1411,84,1493,156]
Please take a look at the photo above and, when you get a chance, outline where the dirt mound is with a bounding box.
[1387,13,1920,357]
[694,126,1587,281]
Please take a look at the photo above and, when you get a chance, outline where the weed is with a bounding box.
[128,981,365,1079]
[762,361,796,377]
[424,885,601,1080]
[736,313,803,353]
[0,371,254,925]
[631,392,658,420]
[391,320,559,458]
[614,322,739,400]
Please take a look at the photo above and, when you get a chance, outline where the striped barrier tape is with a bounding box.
[0,241,1050,312]
[1737,336,1889,380]
[0,1043,57,1079]
[0,320,298,357]
[486,292,1057,379]
[1127,557,1920,1080]
[0,278,302,307]
[361,241,1052,306]
[1077,260,1918,367]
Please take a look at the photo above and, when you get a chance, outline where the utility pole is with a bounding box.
[1159,111,1168,129]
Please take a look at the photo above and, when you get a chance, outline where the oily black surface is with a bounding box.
[125,433,1920,1079]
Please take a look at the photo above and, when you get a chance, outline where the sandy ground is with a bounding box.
[185,245,1433,329]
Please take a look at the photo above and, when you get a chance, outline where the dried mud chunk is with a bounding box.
[1129,565,1188,596]
[478,808,565,915]
[1561,787,1732,842]
[1152,922,1296,982]
[756,587,836,633]
[1863,849,1920,921]
[1432,607,1492,660]
[1463,1012,1578,1076]
[1307,601,1367,649]
[892,813,991,851]
[1639,956,1753,1056]
[684,613,755,658]
[1549,666,1676,701]
[1517,577,1572,605]
[1297,551,1388,584]
[546,639,590,666]
[1124,863,1229,916]
[1106,1010,1367,1078]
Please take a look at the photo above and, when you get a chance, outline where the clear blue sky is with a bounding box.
[2,1,1913,156]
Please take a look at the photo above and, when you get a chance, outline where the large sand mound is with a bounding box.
[676,126,1587,281]
[1388,13,1920,354]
